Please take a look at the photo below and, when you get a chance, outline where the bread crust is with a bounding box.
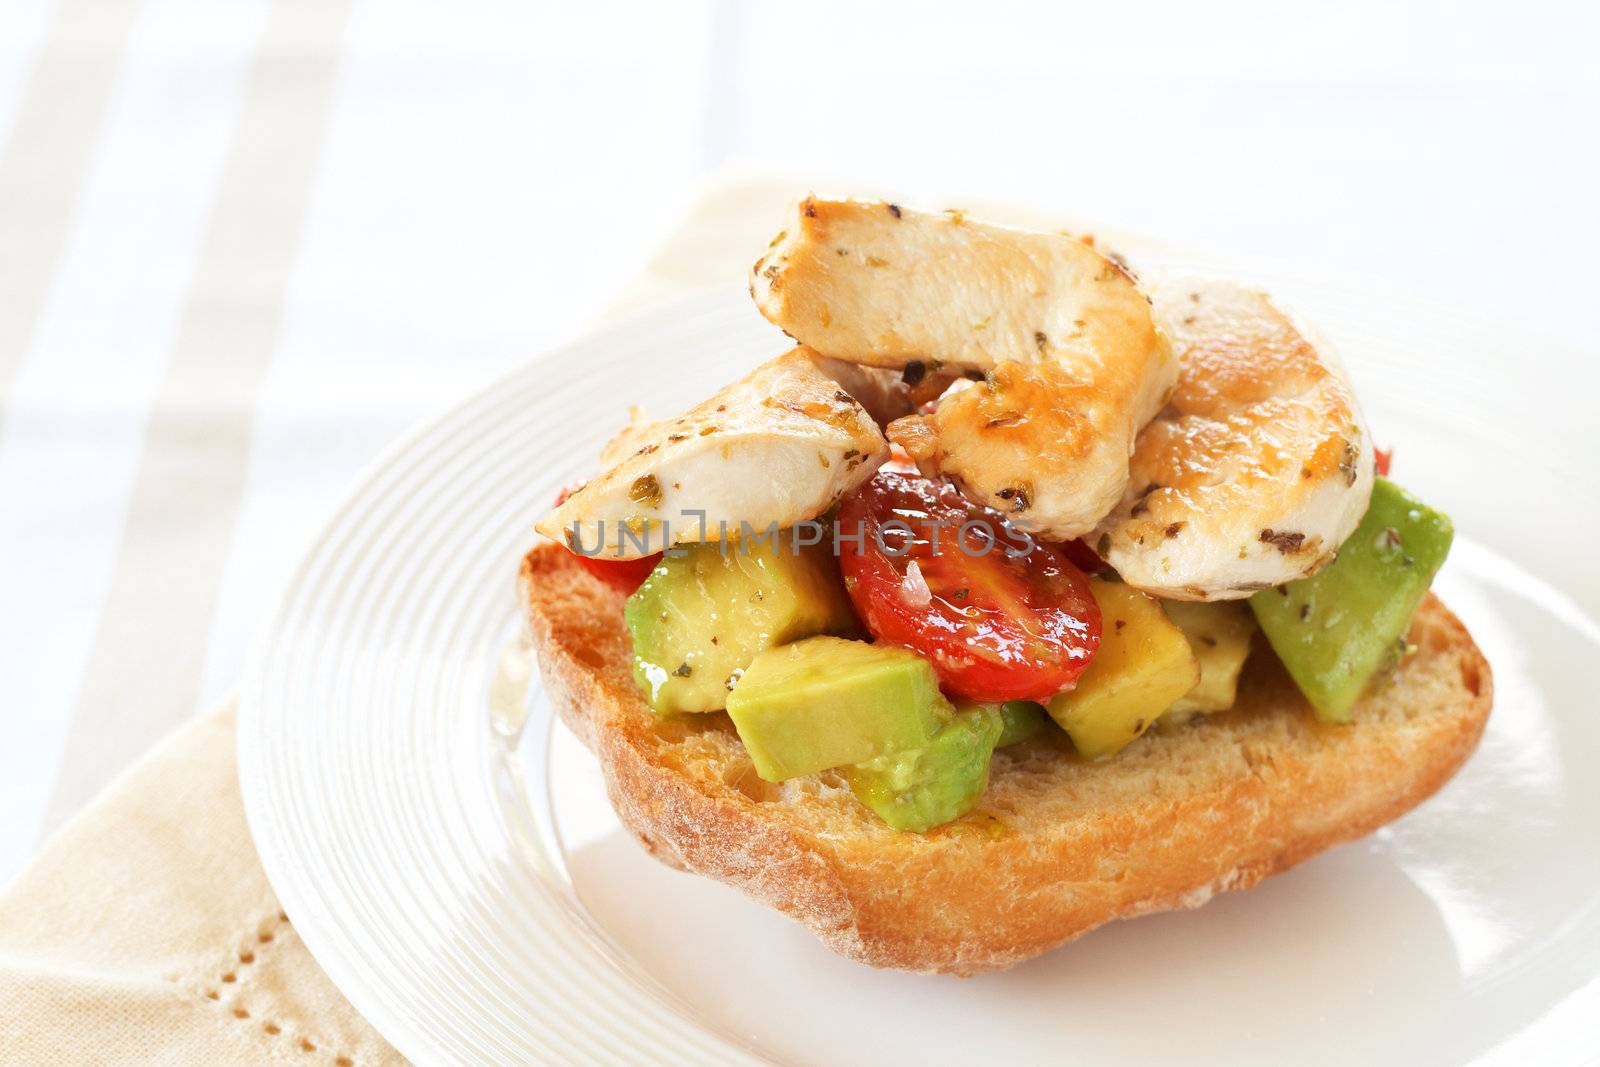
[520,543,1492,975]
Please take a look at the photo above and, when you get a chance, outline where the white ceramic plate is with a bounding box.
[240,244,1600,1066]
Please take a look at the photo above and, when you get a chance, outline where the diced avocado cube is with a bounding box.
[996,700,1050,747]
[1250,477,1452,722]
[726,637,950,781]
[1047,578,1200,759]
[937,699,1045,750]
[1162,600,1257,723]
[624,531,857,714]
[844,704,1004,832]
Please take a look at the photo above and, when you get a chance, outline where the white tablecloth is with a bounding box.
[2,0,1597,886]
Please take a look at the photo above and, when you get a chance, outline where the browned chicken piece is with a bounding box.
[1094,275,1374,599]
[751,198,1175,540]
[537,347,889,559]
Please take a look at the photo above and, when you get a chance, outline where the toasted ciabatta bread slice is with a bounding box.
[520,543,1491,976]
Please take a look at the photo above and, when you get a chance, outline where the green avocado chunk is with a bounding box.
[624,531,857,714]
[996,700,1049,747]
[726,637,950,781]
[1250,477,1453,722]
[844,704,1004,832]
[944,700,1046,747]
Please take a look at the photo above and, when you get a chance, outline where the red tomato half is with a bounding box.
[1374,447,1393,477]
[552,487,661,592]
[836,471,1101,702]
[576,553,661,592]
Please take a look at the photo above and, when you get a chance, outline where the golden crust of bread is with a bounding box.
[520,543,1492,975]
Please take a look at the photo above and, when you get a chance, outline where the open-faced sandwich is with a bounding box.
[521,197,1492,975]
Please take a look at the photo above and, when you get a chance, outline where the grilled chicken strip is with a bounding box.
[537,347,889,559]
[751,197,1165,374]
[1095,276,1375,600]
[751,198,1176,541]
[888,355,1178,541]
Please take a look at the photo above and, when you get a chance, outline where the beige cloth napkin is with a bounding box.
[0,173,804,1065]
[0,703,400,1066]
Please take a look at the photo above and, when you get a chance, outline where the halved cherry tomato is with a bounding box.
[552,487,661,592]
[575,553,661,592]
[836,470,1101,702]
